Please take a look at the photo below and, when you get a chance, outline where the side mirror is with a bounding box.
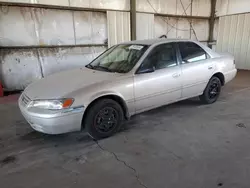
[137,66,155,74]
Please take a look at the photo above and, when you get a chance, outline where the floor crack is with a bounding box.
[94,139,148,188]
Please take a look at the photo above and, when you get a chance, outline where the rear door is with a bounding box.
[177,42,215,98]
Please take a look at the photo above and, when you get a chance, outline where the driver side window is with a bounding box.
[138,43,177,73]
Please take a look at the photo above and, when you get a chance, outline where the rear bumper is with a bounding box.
[224,69,237,84]
[18,97,84,134]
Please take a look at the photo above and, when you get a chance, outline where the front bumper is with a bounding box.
[18,96,84,134]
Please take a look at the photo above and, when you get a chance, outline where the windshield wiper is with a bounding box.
[93,65,114,72]
[85,64,94,69]
[86,64,119,73]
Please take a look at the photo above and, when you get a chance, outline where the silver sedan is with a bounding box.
[19,39,237,139]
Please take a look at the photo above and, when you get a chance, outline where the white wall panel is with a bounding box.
[0,0,69,4]
[71,0,130,10]
[0,5,108,90]
[136,13,154,40]
[0,49,42,90]
[227,15,237,55]
[233,15,245,69]
[176,18,191,39]
[154,16,195,40]
[154,17,178,38]
[176,0,191,16]
[37,0,69,6]
[238,14,250,70]
[39,46,106,76]
[0,6,38,46]
[74,11,107,44]
[70,0,89,7]
[0,0,29,2]
[107,11,130,47]
[191,19,209,41]
[33,8,75,45]
[216,0,250,16]
[216,0,228,16]
[213,18,218,41]
[136,0,210,16]
[89,0,130,10]
[0,6,107,46]
[192,0,210,17]
[166,20,178,39]
[0,0,130,10]
[216,14,250,70]
[216,16,225,52]
[137,0,178,15]
[227,0,250,16]
[0,46,106,89]
[1,0,69,3]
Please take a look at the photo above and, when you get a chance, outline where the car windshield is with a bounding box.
[86,44,149,73]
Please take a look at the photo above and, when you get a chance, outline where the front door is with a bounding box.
[134,43,182,113]
[177,42,215,98]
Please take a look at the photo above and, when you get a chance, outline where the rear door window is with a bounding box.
[178,42,208,64]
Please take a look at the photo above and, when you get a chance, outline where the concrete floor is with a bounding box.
[1,71,250,188]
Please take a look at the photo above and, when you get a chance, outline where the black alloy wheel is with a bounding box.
[84,99,124,139]
[200,76,222,104]
[94,107,119,134]
[208,78,220,100]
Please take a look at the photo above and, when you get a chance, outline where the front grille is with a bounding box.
[21,94,31,106]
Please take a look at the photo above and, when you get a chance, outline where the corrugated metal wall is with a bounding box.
[136,13,154,40]
[136,0,210,42]
[0,0,131,90]
[216,14,250,70]
[0,6,108,90]
[0,6,107,46]
[216,0,250,17]
[154,16,209,41]
[136,0,211,17]
[0,0,130,10]
[0,46,106,89]
[0,0,212,90]
[107,11,131,47]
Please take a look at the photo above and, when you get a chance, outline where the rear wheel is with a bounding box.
[199,76,221,104]
[84,99,124,140]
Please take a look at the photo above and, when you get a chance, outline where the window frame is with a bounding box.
[136,42,180,74]
[177,42,210,65]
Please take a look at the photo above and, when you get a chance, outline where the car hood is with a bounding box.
[24,68,123,100]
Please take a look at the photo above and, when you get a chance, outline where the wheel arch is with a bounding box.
[81,94,129,129]
[212,72,225,86]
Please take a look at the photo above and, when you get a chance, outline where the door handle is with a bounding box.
[208,66,213,70]
[172,73,180,78]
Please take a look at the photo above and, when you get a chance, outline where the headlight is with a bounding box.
[29,98,74,110]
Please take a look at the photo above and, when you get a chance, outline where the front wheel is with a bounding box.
[84,99,124,140]
[199,76,222,104]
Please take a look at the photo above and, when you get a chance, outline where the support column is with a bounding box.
[130,0,136,40]
[208,0,217,48]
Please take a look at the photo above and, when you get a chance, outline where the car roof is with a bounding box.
[121,38,194,45]
[121,38,221,58]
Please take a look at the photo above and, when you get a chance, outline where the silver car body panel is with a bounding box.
[19,39,237,134]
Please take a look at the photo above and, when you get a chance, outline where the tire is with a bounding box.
[84,99,124,140]
[199,76,222,104]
